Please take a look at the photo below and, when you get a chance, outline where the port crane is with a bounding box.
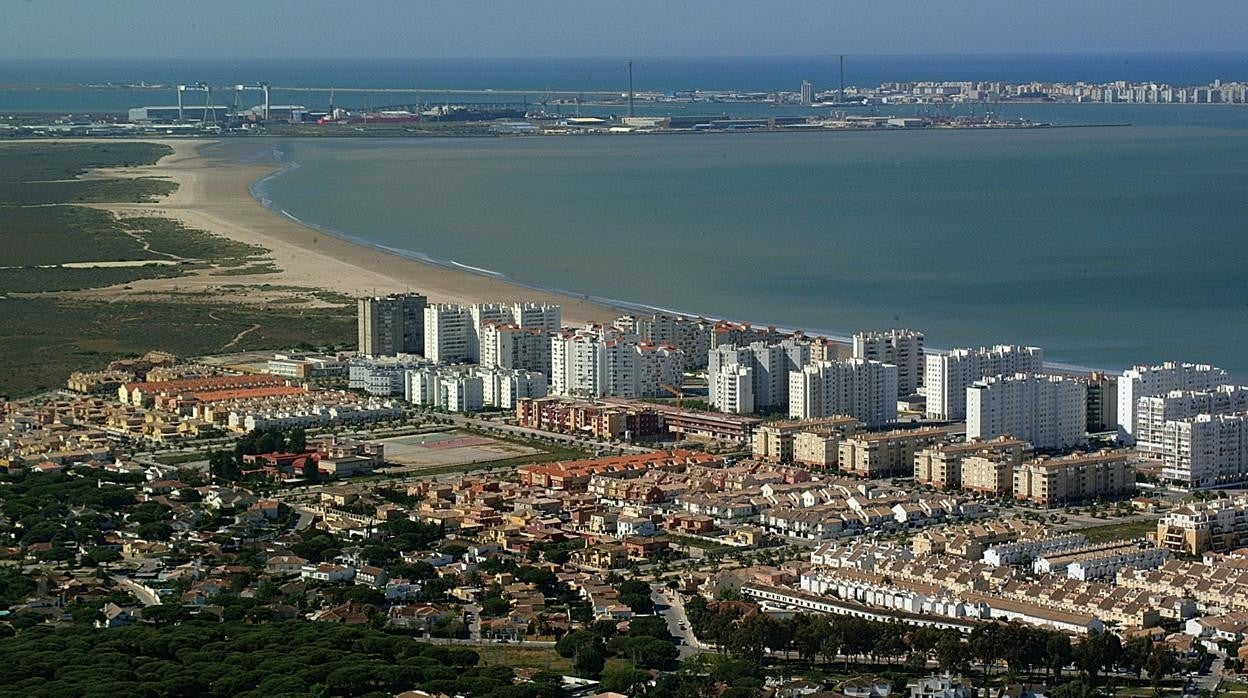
[233,82,271,120]
[176,82,215,123]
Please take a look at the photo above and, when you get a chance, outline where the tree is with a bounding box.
[936,635,972,674]
[599,663,650,694]
[1145,645,1178,690]
[1034,632,1068,683]
[1073,630,1122,684]
[137,522,173,542]
[1122,636,1153,679]
[556,630,607,678]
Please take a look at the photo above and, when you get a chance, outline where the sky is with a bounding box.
[2,0,1247,59]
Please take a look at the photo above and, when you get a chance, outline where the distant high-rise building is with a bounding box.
[853,328,924,396]
[789,358,898,427]
[924,345,1045,421]
[424,304,472,364]
[966,373,1087,451]
[708,339,810,412]
[357,293,427,357]
[800,80,814,105]
[1116,361,1228,444]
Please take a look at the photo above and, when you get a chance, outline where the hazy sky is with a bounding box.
[3,0,1247,59]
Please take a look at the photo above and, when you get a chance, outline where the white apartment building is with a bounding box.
[966,373,1087,450]
[1162,412,1248,489]
[480,368,547,409]
[549,332,682,399]
[1135,385,1248,454]
[924,345,1044,420]
[708,339,810,412]
[713,364,754,414]
[1117,361,1228,444]
[789,358,898,427]
[853,328,924,396]
[424,304,472,364]
[424,302,561,366]
[479,322,551,375]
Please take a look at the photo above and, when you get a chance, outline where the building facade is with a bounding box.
[853,328,925,396]
[966,373,1087,450]
[1012,450,1134,507]
[1116,361,1228,444]
[358,293,427,357]
[924,345,1044,421]
[789,358,899,427]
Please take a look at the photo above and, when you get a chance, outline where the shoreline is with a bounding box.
[90,138,623,326]
[89,137,1114,376]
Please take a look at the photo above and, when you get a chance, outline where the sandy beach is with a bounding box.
[93,138,619,326]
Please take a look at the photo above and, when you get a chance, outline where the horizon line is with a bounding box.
[4,49,1248,62]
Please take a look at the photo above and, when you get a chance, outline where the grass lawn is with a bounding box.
[1082,519,1159,543]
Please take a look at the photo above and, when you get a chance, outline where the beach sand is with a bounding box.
[91,138,619,326]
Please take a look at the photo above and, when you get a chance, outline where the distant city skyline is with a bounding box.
[2,0,1247,60]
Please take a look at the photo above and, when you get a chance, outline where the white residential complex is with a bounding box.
[406,366,547,412]
[1116,361,1227,444]
[1135,385,1248,455]
[708,339,810,412]
[424,302,561,365]
[789,358,898,427]
[549,330,682,399]
[966,373,1087,450]
[853,328,924,396]
[924,345,1044,420]
[712,364,754,414]
[1162,413,1248,489]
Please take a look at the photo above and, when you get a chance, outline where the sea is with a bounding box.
[5,55,1248,376]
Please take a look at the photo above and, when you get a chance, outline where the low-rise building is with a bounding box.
[1012,450,1135,507]
[839,427,951,478]
[1156,499,1248,556]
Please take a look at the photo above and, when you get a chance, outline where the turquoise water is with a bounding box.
[254,124,1248,376]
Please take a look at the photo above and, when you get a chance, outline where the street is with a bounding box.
[652,586,703,659]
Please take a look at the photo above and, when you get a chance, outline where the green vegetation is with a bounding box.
[2,205,160,265]
[119,216,266,261]
[0,621,565,698]
[1081,519,1159,544]
[0,296,353,397]
[0,141,356,397]
[0,264,182,294]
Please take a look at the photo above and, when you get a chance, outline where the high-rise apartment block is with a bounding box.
[853,328,924,396]
[1116,361,1227,443]
[358,293,427,357]
[424,302,561,365]
[1162,413,1248,489]
[708,339,810,413]
[549,331,682,399]
[924,345,1044,420]
[1135,384,1248,455]
[789,358,898,427]
[967,373,1087,450]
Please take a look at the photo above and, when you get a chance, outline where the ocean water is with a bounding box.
[253,119,1248,377]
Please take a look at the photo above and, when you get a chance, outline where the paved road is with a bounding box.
[653,586,703,659]
[112,575,161,607]
[1190,656,1223,697]
[464,603,481,642]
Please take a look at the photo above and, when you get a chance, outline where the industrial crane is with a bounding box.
[659,383,683,412]
[176,82,214,123]
[233,82,271,121]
